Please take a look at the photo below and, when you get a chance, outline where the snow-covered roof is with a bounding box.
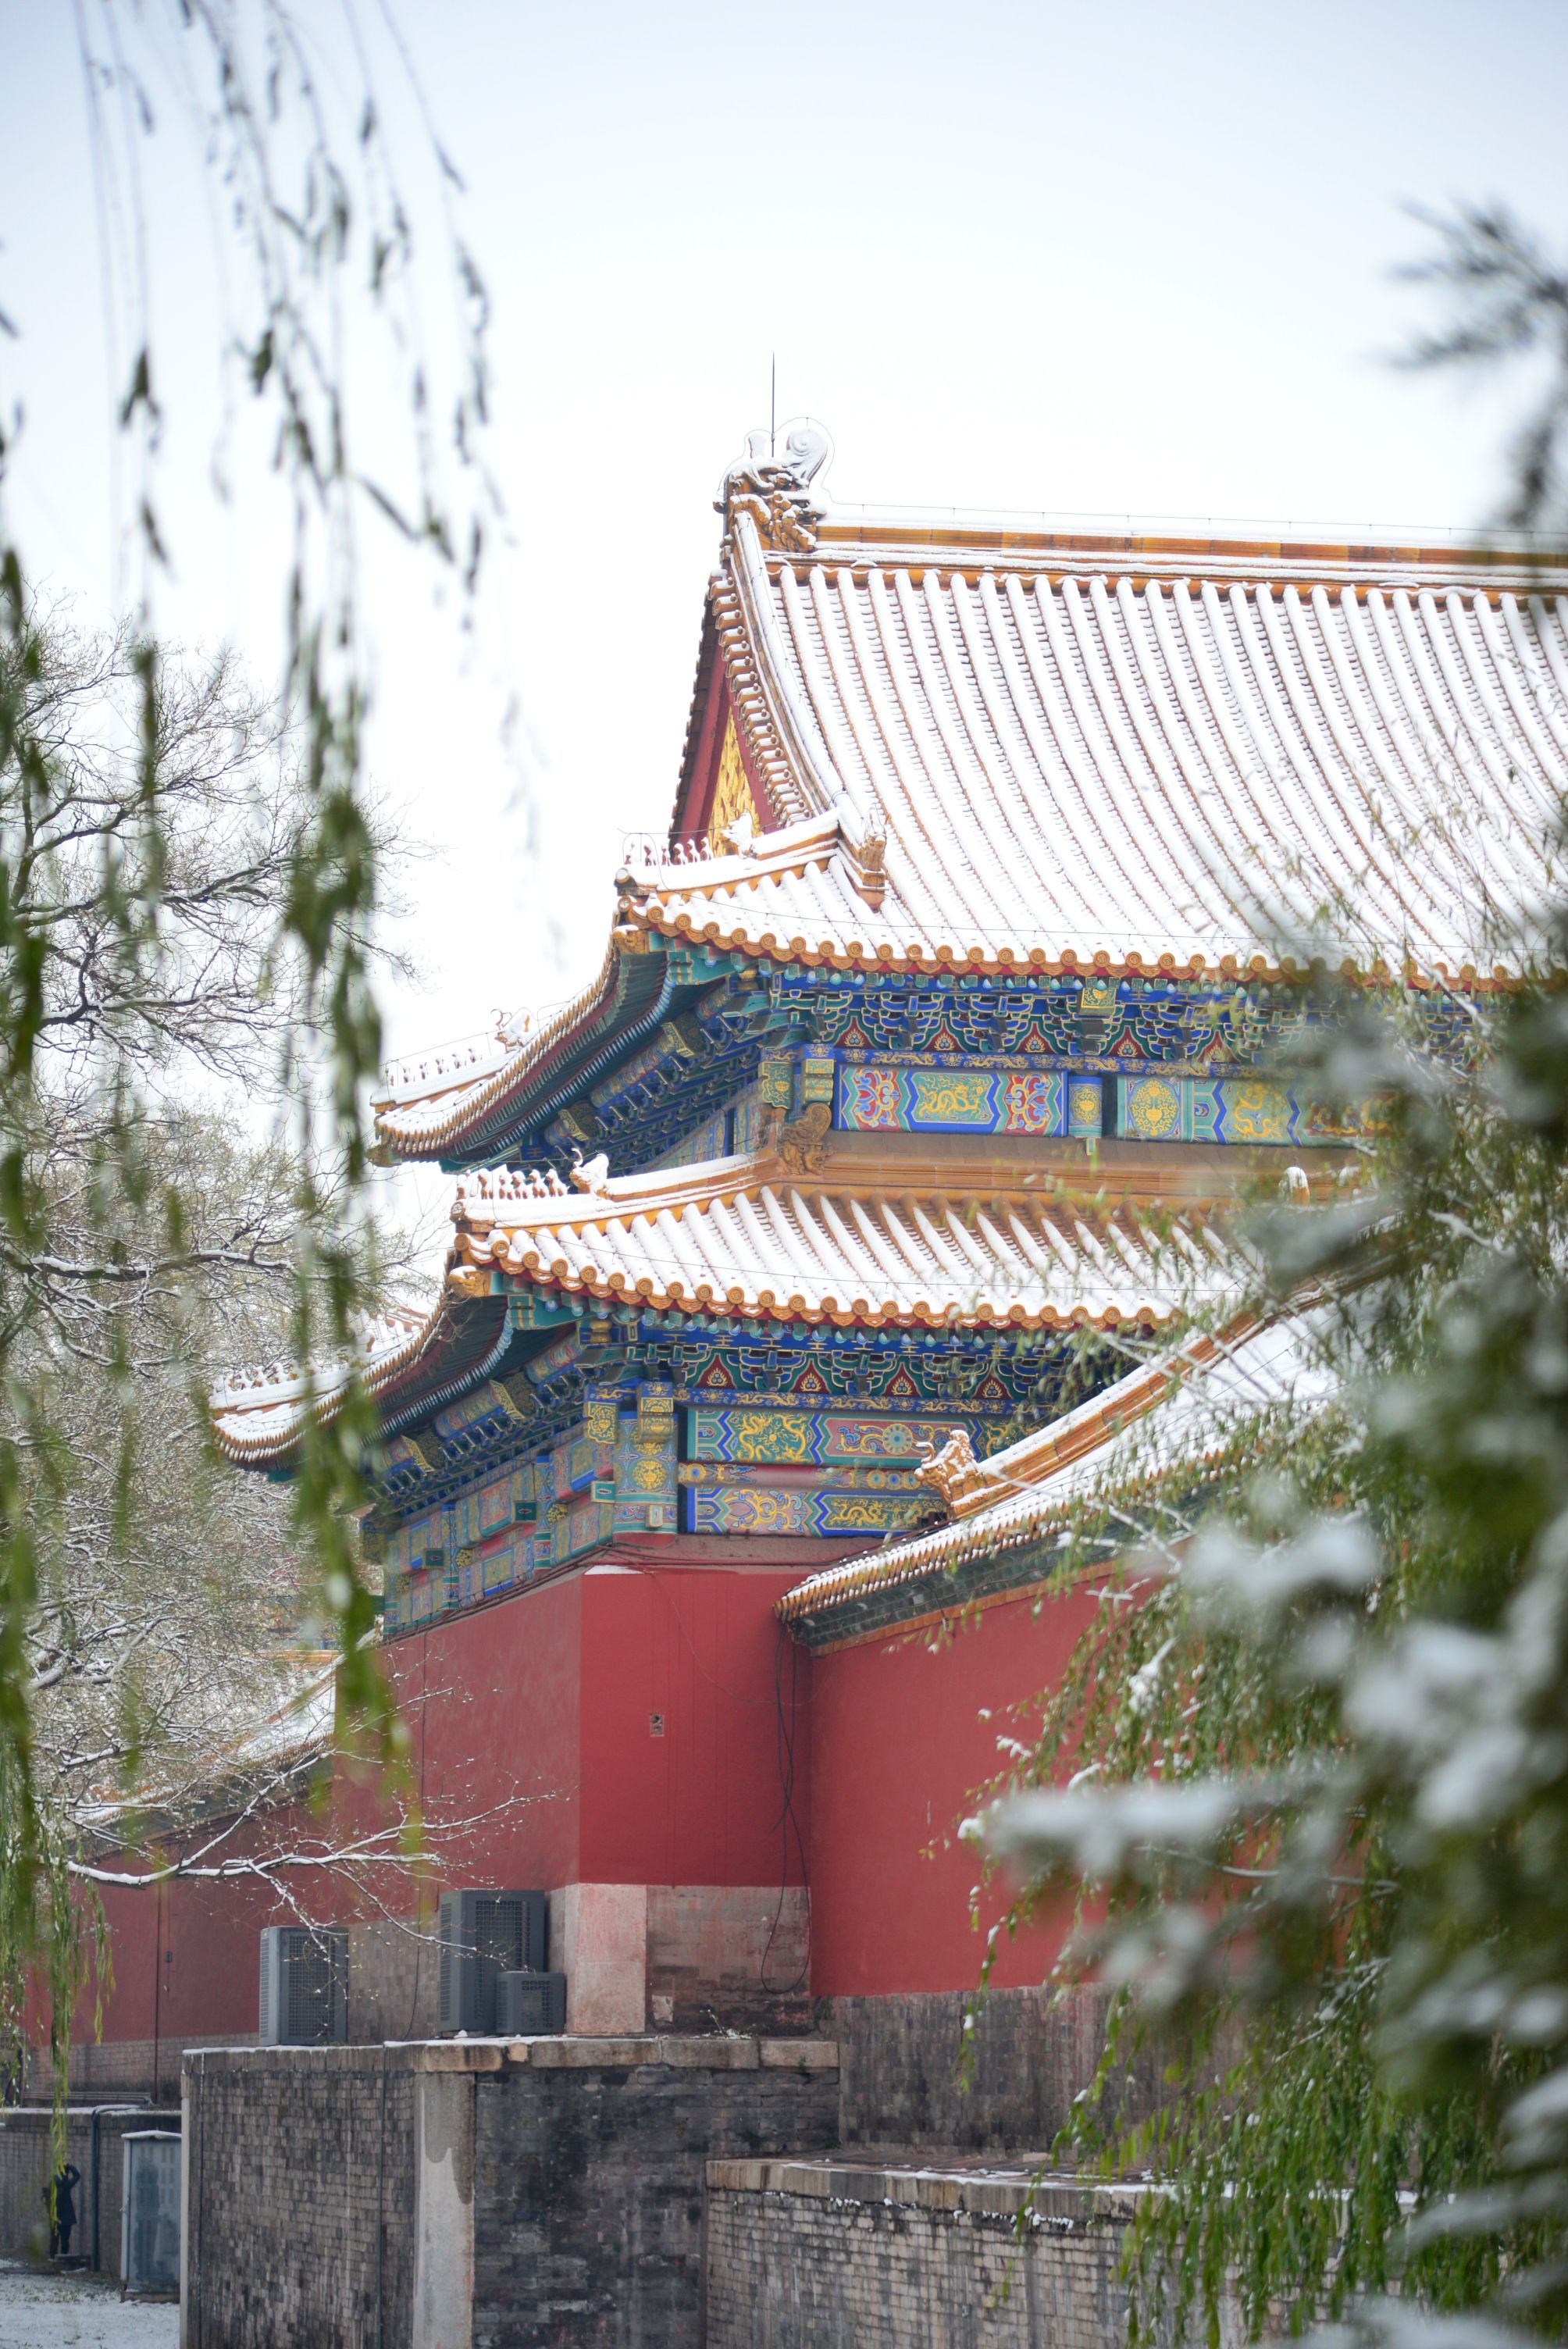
[776,1306,1339,1633]
[212,1146,1246,1472]
[371,947,625,1162]
[83,1656,340,1832]
[649,510,1566,981]
[369,473,1568,1167]
[210,1296,508,1468]
[447,1153,1241,1333]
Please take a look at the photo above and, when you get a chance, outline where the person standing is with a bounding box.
[44,2163,80,2258]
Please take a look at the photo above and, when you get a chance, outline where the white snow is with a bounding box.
[0,2262,177,2347]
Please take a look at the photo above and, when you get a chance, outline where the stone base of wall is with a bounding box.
[343,1881,814,2045]
[171,1987,1197,2347]
[648,1884,811,2034]
[705,2157,1146,2349]
[0,2105,180,2276]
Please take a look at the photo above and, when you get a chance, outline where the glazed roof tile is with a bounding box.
[775,1306,1337,1628]
[372,948,624,1160]
[448,1153,1241,1332]
[212,1153,1244,1471]
[371,495,1568,1164]
[640,513,1567,982]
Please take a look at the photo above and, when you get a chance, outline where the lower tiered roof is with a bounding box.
[446,1155,1239,1331]
[211,1148,1246,1472]
[776,1306,1338,1643]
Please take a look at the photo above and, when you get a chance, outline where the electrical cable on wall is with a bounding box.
[761,1620,810,1997]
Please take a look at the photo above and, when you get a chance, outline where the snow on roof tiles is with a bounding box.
[212,1152,1243,1473]
[447,1154,1239,1333]
[371,948,622,1160]
[372,497,1568,1166]
[644,512,1567,982]
[209,1296,508,1468]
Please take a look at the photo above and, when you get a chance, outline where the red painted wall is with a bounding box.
[676,661,776,842]
[804,1586,1097,1997]
[82,1817,344,2048]
[75,1563,1094,2048]
[74,1573,586,2051]
[578,1564,808,1887]
[386,1567,585,1889]
[76,1557,806,2048]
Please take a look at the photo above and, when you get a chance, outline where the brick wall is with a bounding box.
[183,2034,839,2349]
[176,1991,1185,2347]
[704,2158,1145,2349]
[472,2037,839,2344]
[827,1987,1165,2152]
[183,2044,419,2348]
[0,2105,179,2275]
[20,2034,246,2104]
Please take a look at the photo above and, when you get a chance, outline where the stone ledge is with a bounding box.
[705,2157,1147,2224]
[511,2034,837,2072]
[181,2034,839,2079]
[652,2035,760,2070]
[759,2038,838,2070]
[182,2040,508,2076]
[509,2037,658,2069]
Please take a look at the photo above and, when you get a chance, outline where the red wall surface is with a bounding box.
[804,1585,1097,1998]
[77,1556,807,2048]
[76,1562,1092,2047]
[386,1567,586,1889]
[87,1843,302,2049]
[577,1564,808,1887]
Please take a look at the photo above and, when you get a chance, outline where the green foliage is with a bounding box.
[1396,204,1568,533]
[983,957,1568,2345]
[0,2,497,2124]
[974,202,1568,2349]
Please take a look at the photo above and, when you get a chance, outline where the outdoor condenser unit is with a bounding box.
[496,1969,567,2035]
[257,1924,349,2046]
[437,1889,548,2034]
[120,2130,180,2296]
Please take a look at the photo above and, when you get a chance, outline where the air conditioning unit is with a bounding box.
[437,1889,548,2034]
[496,1969,567,2035]
[258,1925,348,2046]
[120,2131,180,2296]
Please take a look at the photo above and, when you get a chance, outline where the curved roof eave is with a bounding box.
[371,942,676,1170]
[211,1289,511,1476]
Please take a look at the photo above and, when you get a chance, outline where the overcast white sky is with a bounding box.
[5,0,1567,1120]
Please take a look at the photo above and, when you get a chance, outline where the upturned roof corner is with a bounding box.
[715,419,833,556]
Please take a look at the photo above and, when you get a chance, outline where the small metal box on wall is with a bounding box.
[120,2130,180,2297]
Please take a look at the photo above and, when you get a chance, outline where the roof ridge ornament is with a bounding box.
[570,1145,612,1196]
[915,1425,990,1513]
[839,793,889,911]
[718,419,832,554]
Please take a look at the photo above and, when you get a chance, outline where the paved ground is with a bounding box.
[0,2262,177,2347]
